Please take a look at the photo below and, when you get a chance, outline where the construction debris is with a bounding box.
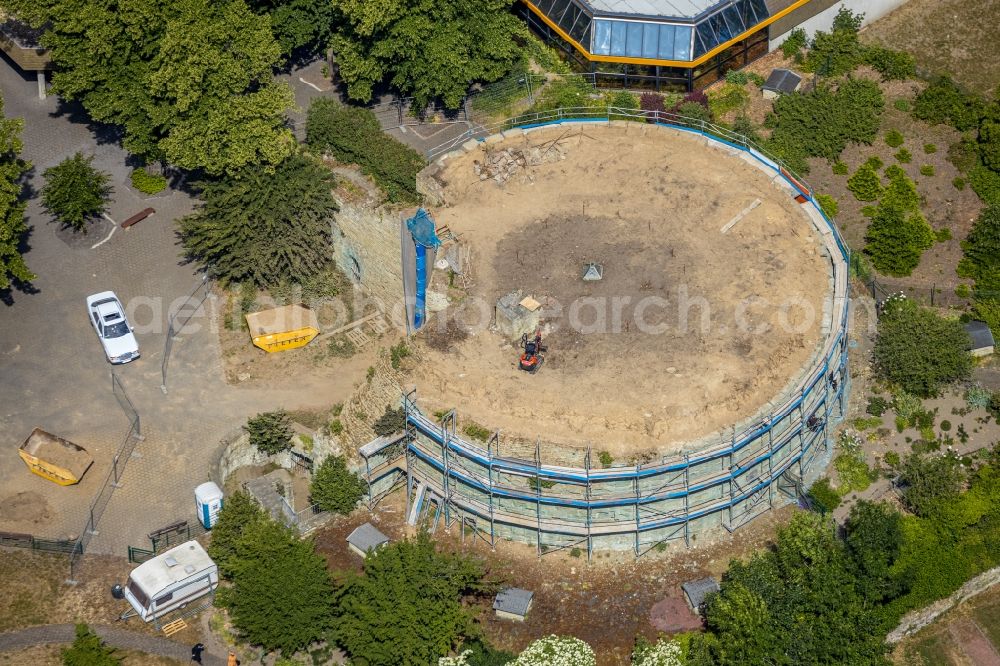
[473,143,567,186]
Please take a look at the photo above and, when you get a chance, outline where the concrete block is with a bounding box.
[462,139,480,152]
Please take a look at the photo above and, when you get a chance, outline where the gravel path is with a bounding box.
[0,624,228,665]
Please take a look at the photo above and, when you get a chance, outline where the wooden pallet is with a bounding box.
[162,618,187,637]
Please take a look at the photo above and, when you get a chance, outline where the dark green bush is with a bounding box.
[864,205,934,276]
[862,46,916,81]
[780,28,807,59]
[895,147,912,163]
[814,193,839,218]
[923,143,937,154]
[893,98,911,112]
[306,99,424,203]
[805,8,865,76]
[935,227,952,242]
[913,76,985,131]
[373,405,406,436]
[970,165,1000,206]
[954,176,967,190]
[866,155,885,171]
[310,455,366,514]
[832,161,849,175]
[920,164,935,177]
[246,410,293,455]
[867,395,890,416]
[766,78,884,174]
[808,478,842,513]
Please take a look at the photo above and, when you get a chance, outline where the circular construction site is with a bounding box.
[370,120,850,554]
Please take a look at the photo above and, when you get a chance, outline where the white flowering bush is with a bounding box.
[512,635,596,666]
[439,649,472,666]
[631,638,683,666]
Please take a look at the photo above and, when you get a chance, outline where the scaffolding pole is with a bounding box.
[534,438,542,557]
[585,446,593,561]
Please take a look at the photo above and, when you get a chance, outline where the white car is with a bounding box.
[86,291,140,364]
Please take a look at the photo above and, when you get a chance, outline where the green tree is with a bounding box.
[805,7,865,76]
[845,501,906,604]
[333,532,489,665]
[329,0,527,108]
[898,453,966,517]
[224,516,335,654]
[310,455,366,514]
[873,298,972,397]
[248,0,335,55]
[245,409,294,454]
[373,405,405,436]
[179,154,337,287]
[62,624,121,666]
[41,153,112,233]
[207,490,268,578]
[980,119,1000,172]
[0,93,32,291]
[913,76,985,131]
[959,206,1000,294]
[305,99,424,203]
[14,0,293,174]
[864,204,934,276]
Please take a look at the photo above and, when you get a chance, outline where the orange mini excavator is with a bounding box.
[519,331,547,373]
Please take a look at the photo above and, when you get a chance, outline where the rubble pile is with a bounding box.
[472,143,566,185]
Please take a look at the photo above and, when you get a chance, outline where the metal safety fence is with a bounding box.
[67,372,143,581]
[160,273,211,394]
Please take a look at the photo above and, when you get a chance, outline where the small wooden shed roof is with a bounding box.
[681,576,719,610]
[493,587,534,616]
[346,523,389,554]
[763,68,802,95]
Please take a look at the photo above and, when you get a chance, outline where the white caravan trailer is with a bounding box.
[123,540,218,622]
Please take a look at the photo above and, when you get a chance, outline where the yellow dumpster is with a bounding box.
[245,304,320,353]
[18,428,94,486]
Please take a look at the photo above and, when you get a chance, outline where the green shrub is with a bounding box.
[940,419,952,432]
[848,164,884,201]
[955,283,972,298]
[865,204,934,276]
[780,28,807,58]
[708,82,750,117]
[935,227,951,242]
[606,90,639,120]
[853,416,884,430]
[884,450,900,468]
[861,205,878,217]
[570,547,583,558]
[62,624,120,665]
[865,155,884,171]
[923,143,937,154]
[41,153,113,233]
[867,395,890,416]
[373,406,405,436]
[390,341,410,369]
[329,418,344,436]
[598,450,614,468]
[463,422,491,442]
[919,164,935,177]
[885,129,905,147]
[327,336,356,358]
[766,78,884,175]
[874,298,973,396]
[306,98,424,203]
[805,8,865,76]
[883,164,921,212]
[677,101,712,123]
[310,455,366,514]
[813,193,839,218]
[913,76,985,131]
[893,98,911,112]
[970,165,1000,206]
[808,478,842,513]
[895,147,913,163]
[129,168,167,194]
[835,451,875,495]
[832,161,849,175]
[953,176,967,190]
[948,139,980,173]
[246,410,293,455]
[863,46,916,81]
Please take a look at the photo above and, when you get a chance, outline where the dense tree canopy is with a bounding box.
[62,624,121,666]
[863,203,934,276]
[0,93,32,292]
[332,532,489,665]
[248,0,335,55]
[41,153,112,233]
[873,297,972,397]
[179,154,337,286]
[329,0,526,108]
[13,0,294,174]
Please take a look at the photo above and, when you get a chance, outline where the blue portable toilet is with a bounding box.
[194,481,224,529]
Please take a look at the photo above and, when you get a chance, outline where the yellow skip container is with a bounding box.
[245,304,320,353]
[19,428,94,486]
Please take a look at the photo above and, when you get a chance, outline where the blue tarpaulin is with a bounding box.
[405,209,440,330]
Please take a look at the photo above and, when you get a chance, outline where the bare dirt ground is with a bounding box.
[411,124,831,458]
[860,0,1000,98]
[312,492,800,666]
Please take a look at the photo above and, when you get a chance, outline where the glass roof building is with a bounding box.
[518,0,822,90]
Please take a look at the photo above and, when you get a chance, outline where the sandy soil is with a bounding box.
[411,124,832,457]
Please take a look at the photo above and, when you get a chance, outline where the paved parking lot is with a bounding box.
[0,58,353,557]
